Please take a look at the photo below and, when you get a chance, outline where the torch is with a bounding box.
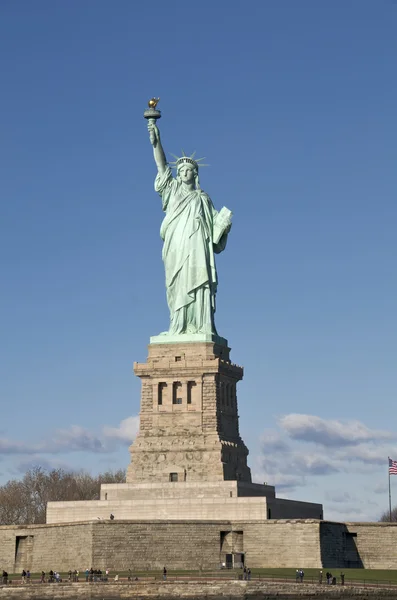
[144,98,161,144]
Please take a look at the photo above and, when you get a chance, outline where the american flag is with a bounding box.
[389,458,397,475]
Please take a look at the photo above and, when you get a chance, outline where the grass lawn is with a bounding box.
[250,568,397,584]
[5,568,397,585]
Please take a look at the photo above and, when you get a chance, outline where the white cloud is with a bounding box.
[335,443,396,466]
[103,416,139,443]
[13,456,74,475]
[261,430,290,453]
[0,439,34,455]
[324,490,352,504]
[46,425,105,453]
[279,414,393,447]
[0,415,139,457]
[258,452,339,493]
[255,412,396,521]
[373,482,389,495]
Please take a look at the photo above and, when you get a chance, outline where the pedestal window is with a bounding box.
[172,382,182,404]
[158,382,167,405]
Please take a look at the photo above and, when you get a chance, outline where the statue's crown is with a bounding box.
[169,151,208,171]
[176,156,198,169]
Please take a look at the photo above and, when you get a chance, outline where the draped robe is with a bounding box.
[155,167,228,335]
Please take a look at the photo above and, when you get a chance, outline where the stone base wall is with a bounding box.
[0,522,93,573]
[46,497,269,524]
[2,519,397,573]
[346,523,397,569]
[46,489,322,524]
[320,521,397,569]
[92,521,220,570]
[268,499,323,520]
[244,521,322,568]
[99,481,276,501]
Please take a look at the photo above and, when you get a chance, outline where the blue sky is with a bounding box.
[0,0,396,522]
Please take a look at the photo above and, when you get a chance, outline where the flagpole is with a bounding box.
[389,457,392,522]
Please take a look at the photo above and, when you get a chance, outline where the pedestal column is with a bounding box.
[127,341,251,484]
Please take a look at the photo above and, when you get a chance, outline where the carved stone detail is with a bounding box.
[127,342,251,484]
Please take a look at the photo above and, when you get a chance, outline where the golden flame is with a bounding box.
[148,97,160,109]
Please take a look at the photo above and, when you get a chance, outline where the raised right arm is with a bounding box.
[148,122,167,175]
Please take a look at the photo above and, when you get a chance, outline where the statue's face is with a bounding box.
[178,166,195,184]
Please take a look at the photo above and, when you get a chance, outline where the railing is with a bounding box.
[2,572,397,588]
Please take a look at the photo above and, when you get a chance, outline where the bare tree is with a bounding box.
[0,480,29,525]
[0,467,126,525]
[379,506,397,522]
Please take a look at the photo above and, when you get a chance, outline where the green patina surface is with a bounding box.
[145,106,232,342]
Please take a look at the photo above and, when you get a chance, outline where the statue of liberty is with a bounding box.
[146,102,232,341]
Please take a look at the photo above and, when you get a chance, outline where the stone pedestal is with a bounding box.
[45,340,324,526]
[127,341,252,484]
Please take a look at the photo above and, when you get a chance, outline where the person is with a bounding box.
[49,569,54,583]
[243,566,247,580]
[295,569,299,582]
[2,570,8,585]
[74,569,79,582]
[68,569,72,581]
[319,570,323,584]
[26,570,31,584]
[105,569,109,581]
[247,568,251,581]
[147,121,232,338]
[163,566,167,581]
[110,513,115,520]
[21,569,26,584]
[40,571,45,583]
[128,568,132,581]
[340,572,345,585]
[85,568,89,582]
[300,569,304,583]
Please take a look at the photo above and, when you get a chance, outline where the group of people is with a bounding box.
[23,570,63,583]
[46,570,62,583]
[242,567,252,580]
[1,568,111,584]
[84,567,110,582]
[295,569,305,582]
[21,569,31,583]
[319,570,345,585]
[0,567,142,585]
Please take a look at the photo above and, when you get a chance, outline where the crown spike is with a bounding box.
[169,152,210,171]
